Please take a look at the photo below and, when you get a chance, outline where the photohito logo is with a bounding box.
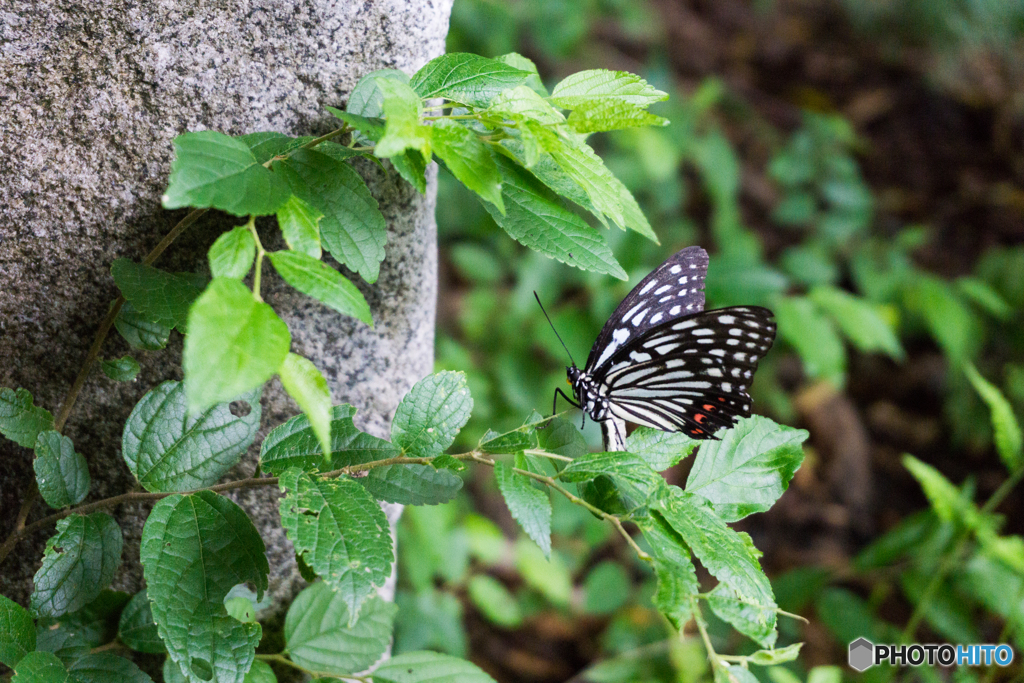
[848,639,1014,671]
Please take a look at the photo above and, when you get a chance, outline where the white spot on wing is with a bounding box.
[670,265,682,274]
[718,315,736,324]
[632,309,648,326]
[649,312,664,324]
[670,305,681,315]
[639,280,657,295]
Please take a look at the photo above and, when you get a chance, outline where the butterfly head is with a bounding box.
[566,365,580,390]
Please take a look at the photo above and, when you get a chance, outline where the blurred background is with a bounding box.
[396,1,1024,681]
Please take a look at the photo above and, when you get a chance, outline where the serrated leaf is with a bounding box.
[283,583,396,675]
[68,653,153,683]
[550,69,668,109]
[239,132,316,164]
[373,651,498,683]
[494,53,546,95]
[100,356,140,382]
[208,226,256,279]
[410,53,530,108]
[361,464,463,505]
[278,469,393,622]
[494,462,551,558]
[431,454,465,471]
[277,353,332,456]
[267,251,372,325]
[775,295,846,388]
[707,582,777,650]
[625,427,698,471]
[33,431,90,508]
[902,455,970,525]
[566,100,669,134]
[110,260,204,331]
[808,285,904,360]
[431,120,504,212]
[0,595,35,668]
[11,651,69,683]
[484,156,626,279]
[391,371,473,458]
[560,451,664,511]
[183,278,290,412]
[31,513,123,618]
[329,107,427,192]
[141,491,268,683]
[114,302,171,351]
[965,363,1023,470]
[274,148,387,283]
[498,139,598,216]
[478,427,537,455]
[122,380,261,492]
[373,78,430,159]
[488,85,563,125]
[117,590,164,654]
[685,416,807,522]
[748,643,803,666]
[640,515,700,629]
[162,131,290,216]
[346,69,410,118]
[0,388,54,448]
[259,405,365,475]
[275,194,322,259]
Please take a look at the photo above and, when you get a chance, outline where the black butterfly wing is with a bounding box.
[585,246,709,374]
[596,306,776,438]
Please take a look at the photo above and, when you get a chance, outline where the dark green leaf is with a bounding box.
[243,660,276,683]
[560,451,664,511]
[957,276,1013,320]
[410,53,530,108]
[536,417,587,459]
[114,302,171,351]
[277,353,333,456]
[208,226,256,280]
[373,651,498,683]
[259,405,364,475]
[68,653,153,683]
[122,380,261,492]
[0,594,36,668]
[361,464,463,505]
[494,462,551,557]
[34,621,89,665]
[267,251,372,325]
[100,356,140,382]
[117,590,164,654]
[478,426,537,455]
[550,69,668,109]
[391,371,473,458]
[239,132,316,164]
[394,589,467,657]
[110,260,204,331]
[432,120,503,212]
[31,513,123,618]
[44,590,129,650]
[33,431,90,508]
[640,514,700,629]
[275,194,323,259]
[0,388,54,448]
[11,651,69,683]
[625,427,698,471]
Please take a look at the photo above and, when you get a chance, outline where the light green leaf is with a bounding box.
[550,69,668,109]
[100,356,140,382]
[808,285,904,360]
[117,590,164,654]
[494,53,547,95]
[360,464,463,505]
[905,275,979,365]
[566,100,669,134]
[238,132,316,164]
[965,363,1023,470]
[278,353,332,456]
[267,251,372,325]
[514,539,571,606]
[346,69,410,118]
[283,583,397,675]
[583,561,630,615]
[223,597,255,624]
[640,515,700,629]
[374,79,430,159]
[957,276,1013,320]
[625,427,698,471]
[141,491,268,683]
[242,660,276,683]
[208,226,256,279]
[748,643,803,666]
[902,455,973,525]
[775,295,846,387]
[391,371,473,458]
[560,451,665,511]
[183,278,290,412]
[484,156,626,279]
[11,651,69,683]
[275,195,323,259]
[478,426,537,455]
[494,461,551,558]
[431,120,504,213]
[274,148,387,283]
[374,651,498,683]
[410,53,530,108]
[161,130,290,216]
[467,575,522,627]
[110,260,204,331]
[0,594,36,668]
[33,431,90,508]
[278,469,393,622]
[122,380,261,492]
[68,653,153,683]
[31,513,123,618]
[114,302,171,351]
[685,416,807,522]
[487,86,563,125]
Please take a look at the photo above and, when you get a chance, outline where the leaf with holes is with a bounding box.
[391,372,473,458]
[259,405,356,475]
[33,431,90,508]
[31,513,123,618]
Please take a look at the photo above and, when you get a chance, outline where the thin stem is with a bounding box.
[246,217,265,300]
[522,448,573,462]
[692,598,731,678]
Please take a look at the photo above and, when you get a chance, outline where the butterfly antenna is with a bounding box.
[534,291,576,366]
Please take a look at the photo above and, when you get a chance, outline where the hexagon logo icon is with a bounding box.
[849,638,875,672]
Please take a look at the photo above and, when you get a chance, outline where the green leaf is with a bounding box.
[906,274,979,365]
[141,491,268,683]
[100,356,140,382]
[494,461,551,558]
[122,380,261,492]
[583,561,630,615]
[965,363,1023,470]
[275,195,323,259]
[110,260,204,331]
[373,651,498,683]
[536,417,587,459]
[685,416,807,521]
[774,295,846,387]
[0,594,36,668]
[484,156,627,279]
[487,85,564,125]
[494,53,547,95]
[391,371,473,458]
[360,464,463,505]
[410,53,530,108]
[31,513,123,618]
[68,653,153,683]
[656,494,777,647]
[44,590,129,650]
[242,660,276,683]
[374,79,430,159]
[267,251,372,325]
[208,226,256,279]
[640,515,700,629]
[277,353,333,456]
[550,70,668,109]
[183,278,290,412]
[239,132,316,164]
[902,455,973,525]
[957,276,1013,320]
[259,405,360,475]
[283,583,397,675]
[514,539,572,606]
[467,575,522,627]
[223,598,255,624]
[34,621,89,665]
[431,120,504,213]
[566,100,669,134]
[808,286,904,360]
[625,427,698,471]
[114,302,171,351]
[478,426,537,455]
[161,130,290,216]
[117,590,164,654]
[33,431,90,508]
[278,469,393,622]
[560,451,665,510]
[328,107,428,192]
[346,69,410,118]
[11,651,69,683]
[748,643,803,666]
[274,148,387,283]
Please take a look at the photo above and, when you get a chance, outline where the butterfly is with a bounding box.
[550,246,776,451]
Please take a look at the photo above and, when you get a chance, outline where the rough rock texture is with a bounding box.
[0,0,452,612]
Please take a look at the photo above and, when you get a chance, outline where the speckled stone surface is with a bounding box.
[0,0,451,613]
